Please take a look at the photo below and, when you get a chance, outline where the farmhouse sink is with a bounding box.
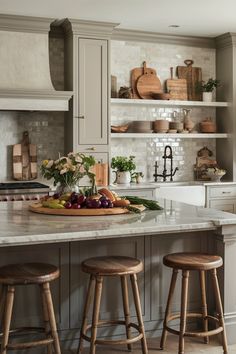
[154,183,205,207]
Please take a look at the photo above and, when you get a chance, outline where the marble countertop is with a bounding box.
[0,200,236,247]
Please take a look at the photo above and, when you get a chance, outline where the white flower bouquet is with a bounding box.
[41,152,96,193]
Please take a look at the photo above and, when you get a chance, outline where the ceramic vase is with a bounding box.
[116,171,131,184]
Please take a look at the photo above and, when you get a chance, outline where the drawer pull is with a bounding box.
[222,191,231,194]
[86,147,96,151]
[75,115,85,119]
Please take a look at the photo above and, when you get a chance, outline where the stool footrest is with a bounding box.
[7,338,54,350]
[165,312,223,338]
[82,320,143,346]
[0,326,54,350]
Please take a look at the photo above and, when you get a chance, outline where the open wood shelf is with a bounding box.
[111,133,229,139]
[111,98,229,107]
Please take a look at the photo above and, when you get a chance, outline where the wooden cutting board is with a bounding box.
[177,60,202,101]
[136,62,162,99]
[29,203,129,216]
[166,67,188,100]
[130,61,158,99]
[91,163,108,186]
[13,131,37,180]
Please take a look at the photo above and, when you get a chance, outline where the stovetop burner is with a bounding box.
[0,182,49,190]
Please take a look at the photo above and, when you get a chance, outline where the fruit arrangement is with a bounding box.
[38,188,162,214]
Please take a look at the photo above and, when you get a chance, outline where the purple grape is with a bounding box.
[77,194,86,205]
[91,199,101,208]
[101,199,108,208]
[99,196,107,202]
[72,203,81,209]
[86,199,93,208]
[53,193,60,199]
[65,202,72,209]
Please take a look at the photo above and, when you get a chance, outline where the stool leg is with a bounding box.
[130,274,148,354]
[179,270,189,354]
[42,282,61,354]
[90,276,103,354]
[0,286,7,330]
[211,269,228,354]
[199,270,209,344]
[78,275,96,354]
[121,275,132,351]
[1,285,15,354]
[160,269,178,350]
[40,285,53,354]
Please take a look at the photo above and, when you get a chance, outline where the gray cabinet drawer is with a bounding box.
[209,186,236,198]
[209,199,236,213]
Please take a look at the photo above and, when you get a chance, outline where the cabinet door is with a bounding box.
[76,38,108,148]
[209,199,236,213]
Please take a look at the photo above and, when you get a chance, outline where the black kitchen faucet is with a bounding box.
[153,145,179,182]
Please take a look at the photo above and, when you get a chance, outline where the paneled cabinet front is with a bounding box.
[74,38,108,152]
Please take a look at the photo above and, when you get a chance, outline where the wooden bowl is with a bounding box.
[152,93,171,100]
[153,120,169,133]
[111,124,129,133]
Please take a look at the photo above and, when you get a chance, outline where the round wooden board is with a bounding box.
[136,73,162,99]
[29,203,129,216]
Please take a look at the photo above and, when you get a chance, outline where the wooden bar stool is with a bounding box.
[78,255,148,354]
[0,262,61,354]
[160,252,228,354]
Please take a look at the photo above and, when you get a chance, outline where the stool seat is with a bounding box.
[163,252,222,271]
[0,263,59,285]
[81,256,143,276]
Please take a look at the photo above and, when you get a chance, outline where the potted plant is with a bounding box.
[198,78,221,102]
[111,155,136,184]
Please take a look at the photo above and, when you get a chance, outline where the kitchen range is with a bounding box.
[0,182,50,202]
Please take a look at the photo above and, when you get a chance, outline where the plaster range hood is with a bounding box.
[0,14,73,111]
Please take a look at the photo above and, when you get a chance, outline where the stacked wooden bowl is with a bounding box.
[153,120,169,133]
[129,121,153,133]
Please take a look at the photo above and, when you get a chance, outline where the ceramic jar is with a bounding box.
[199,118,216,133]
[116,171,131,184]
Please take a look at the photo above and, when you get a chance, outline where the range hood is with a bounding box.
[0,14,72,111]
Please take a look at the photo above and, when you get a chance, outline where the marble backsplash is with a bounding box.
[111,39,217,182]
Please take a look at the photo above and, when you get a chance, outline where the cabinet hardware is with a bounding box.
[222,191,231,194]
[86,147,96,151]
[75,115,85,119]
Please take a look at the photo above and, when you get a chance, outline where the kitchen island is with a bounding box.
[1,200,236,351]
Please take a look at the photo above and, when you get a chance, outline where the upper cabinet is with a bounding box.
[77,38,108,146]
[59,19,118,161]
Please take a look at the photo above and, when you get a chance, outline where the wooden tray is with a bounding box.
[29,203,129,216]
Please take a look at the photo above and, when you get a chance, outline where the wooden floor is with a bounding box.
[68,335,236,353]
